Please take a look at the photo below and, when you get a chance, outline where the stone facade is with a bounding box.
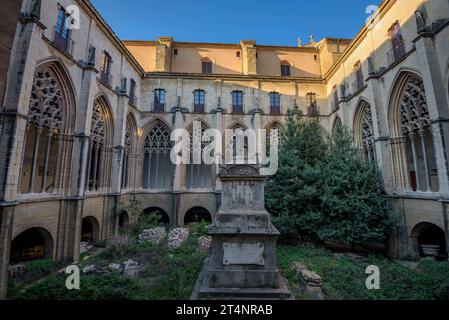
[0,0,448,299]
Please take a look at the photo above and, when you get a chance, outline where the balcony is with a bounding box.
[232,105,244,115]
[194,104,205,113]
[352,78,365,94]
[387,41,406,66]
[52,25,74,55]
[153,103,165,113]
[270,105,281,116]
[99,72,113,87]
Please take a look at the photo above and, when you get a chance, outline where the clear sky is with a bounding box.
[91,0,382,46]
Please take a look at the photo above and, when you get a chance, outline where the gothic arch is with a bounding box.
[185,120,214,189]
[227,121,249,130]
[19,61,76,194]
[139,117,173,150]
[141,119,173,190]
[264,120,285,131]
[387,69,423,137]
[387,71,439,192]
[331,116,342,136]
[85,96,114,191]
[122,113,138,190]
[353,99,375,161]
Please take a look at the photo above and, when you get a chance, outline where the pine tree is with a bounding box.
[318,125,396,247]
[266,116,396,247]
[266,115,326,239]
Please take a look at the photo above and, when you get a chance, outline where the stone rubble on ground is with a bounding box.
[107,263,123,272]
[123,259,140,277]
[197,236,212,253]
[82,264,98,274]
[138,227,167,245]
[8,263,27,278]
[292,262,325,300]
[80,241,93,254]
[167,227,190,250]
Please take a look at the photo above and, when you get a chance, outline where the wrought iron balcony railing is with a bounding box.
[52,25,74,55]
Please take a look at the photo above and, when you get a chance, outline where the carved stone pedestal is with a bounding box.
[193,165,291,299]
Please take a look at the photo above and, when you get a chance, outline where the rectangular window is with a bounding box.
[202,61,212,74]
[269,92,281,115]
[99,52,112,86]
[281,64,291,77]
[194,90,205,113]
[129,79,137,105]
[307,92,317,115]
[388,21,406,64]
[154,89,166,112]
[333,86,339,111]
[354,62,364,92]
[232,91,243,114]
[54,7,71,53]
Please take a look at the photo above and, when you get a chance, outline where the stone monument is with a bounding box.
[194,164,290,299]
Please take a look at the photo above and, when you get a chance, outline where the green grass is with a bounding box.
[13,223,209,300]
[278,244,449,300]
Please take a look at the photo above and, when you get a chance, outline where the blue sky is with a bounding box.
[91,0,382,46]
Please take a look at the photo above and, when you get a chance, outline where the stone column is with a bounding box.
[366,77,395,192]
[414,34,449,255]
[240,40,257,76]
[0,207,14,299]
[0,16,45,299]
[414,35,449,196]
[172,106,184,227]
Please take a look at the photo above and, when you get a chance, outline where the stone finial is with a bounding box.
[297,37,302,47]
[415,10,428,34]
[87,46,96,66]
[310,35,315,45]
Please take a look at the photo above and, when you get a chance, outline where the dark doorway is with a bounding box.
[10,228,53,263]
[81,216,99,244]
[184,207,212,225]
[144,207,170,225]
[119,211,130,229]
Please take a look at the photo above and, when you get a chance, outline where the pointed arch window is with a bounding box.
[361,106,376,162]
[20,68,65,194]
[186,122,213,189]
[121,115,134,190]
[142,123,173,189]
[86,101,109,191]
[400,76,438,192]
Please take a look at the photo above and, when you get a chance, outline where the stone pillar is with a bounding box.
[155,36,173,72]
[366,78,395,192]
[241,40,257,76]
[0,207,14,299]
[195,165,290,299]
[0,16,45,299]
[172,106,184,227]
[414,35,449,197]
